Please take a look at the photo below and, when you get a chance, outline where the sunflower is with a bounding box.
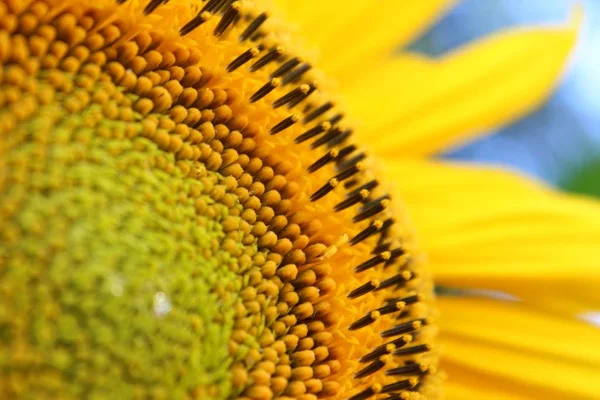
[1,1,599,399]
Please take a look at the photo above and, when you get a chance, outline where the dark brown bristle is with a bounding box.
[214,2,241,36]
[360,336,412,363]
[250,32,265,41]
[360,346,393,364]
[240,12,268,41]
[375,272,413,291]
[335,188,369,213]
[393,344,431,357]
[308,149,338,173]
[385,294,420,307]
[250,78,281,102]
[350,220,383,246]
[376,301,405,316]
[295,122,330,144]
[378,218,395,239]
[354,359,385,379]
[232,13,242,27]
[349,386,378,400]
[389,335,413,349]
[144,0,168,14]
[310,178,338,202]
[386,363,428,376]
[349,311,380,331]
[282,63,312,85]
[336,144,358,160]
[272,85,310,108]
[338,152,367,173]
[250,46,283,71]
[347,280,378,299]
[227,47,260,72]
[355,252,387,273]
[334,162,363,182]
[202,0,229,13]
[395,310,411,320]
[385,248,405,265]
[381,379,418,394]
[311,126,343,149]
[288,83,316,108]
[329,113,345,125]
[180,11,213,35]
[353,196,390,223]
[381,320,424,338]
[270,57,302,78]
[347,180,379,199]
[304,101,334,123]
[270,114,300,135]
[326,128,352,148]
[372,242,392,255]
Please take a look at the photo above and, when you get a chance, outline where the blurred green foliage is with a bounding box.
[561,159,600,198]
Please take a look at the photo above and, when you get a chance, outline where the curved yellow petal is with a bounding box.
[444,346,600,400]
[274,0,370,52]
[446,375,536,400]
[440,297,600,365]
[383,159,600,312]
[439,297,600,400]
[275,0,456,83]
[346,10,580,157]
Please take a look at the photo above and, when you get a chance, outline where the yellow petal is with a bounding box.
[446,376,533,400]
[274,0,371,52]
[383,159,600,312]
[275,0,456,83]
[345,10,580,157]
[439,297,600,399]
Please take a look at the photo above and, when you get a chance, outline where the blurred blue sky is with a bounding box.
[408,0,600,186]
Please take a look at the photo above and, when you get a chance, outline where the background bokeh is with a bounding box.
[409,0,600,197]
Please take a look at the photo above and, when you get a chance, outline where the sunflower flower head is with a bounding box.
[0,1,441,399]
[2,1,594,399]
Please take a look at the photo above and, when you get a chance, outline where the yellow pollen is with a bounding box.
[201,11,213,21]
